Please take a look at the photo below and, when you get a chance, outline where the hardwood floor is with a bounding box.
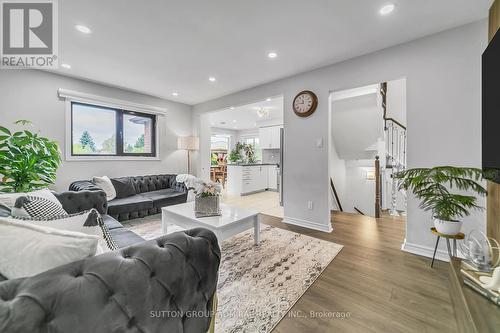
[220,190,284,218]
[261,211,457,333]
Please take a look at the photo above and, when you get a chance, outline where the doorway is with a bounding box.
[328,79,407,218]
[198,96,284,218]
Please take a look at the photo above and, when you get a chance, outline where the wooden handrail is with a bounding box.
[330,178,343,212]
[375,156,381,218]
[385,117,407,131]
[380,82,407,131]
[354,207,365,215]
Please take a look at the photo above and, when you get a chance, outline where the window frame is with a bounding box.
[70,102,157,158]
[60,89,164,162]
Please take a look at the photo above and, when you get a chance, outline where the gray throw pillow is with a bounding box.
[111,177,136,198]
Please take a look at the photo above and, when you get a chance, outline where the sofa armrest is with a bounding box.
[69,180,102,192]
[54,190,108,215]
[0,228,221,333]
[173,181,188,193]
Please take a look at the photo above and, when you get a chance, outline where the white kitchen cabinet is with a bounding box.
[267,165,278,190]
[259,126,282,149]
[227,164,274,195]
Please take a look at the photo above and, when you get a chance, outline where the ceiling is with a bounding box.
[52,0,492,105]
[209,96,283,130]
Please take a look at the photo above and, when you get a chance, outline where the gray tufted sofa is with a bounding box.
[0,190,221,333]
[70,174,188,222]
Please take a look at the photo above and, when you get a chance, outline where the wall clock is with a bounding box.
[293,90,318,117]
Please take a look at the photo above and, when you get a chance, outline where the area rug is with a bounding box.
[125,215,343,333]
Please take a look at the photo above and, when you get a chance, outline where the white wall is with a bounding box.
[343,161,376,216]
[0,70,193,191]
[386,78,407,126]
[193,20,487,254]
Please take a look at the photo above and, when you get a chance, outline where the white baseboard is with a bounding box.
[282,216,333,233]
[401,239,461,262]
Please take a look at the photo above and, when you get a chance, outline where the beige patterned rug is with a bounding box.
[125,214,343,333]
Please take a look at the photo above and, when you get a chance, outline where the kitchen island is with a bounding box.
[226,164,278,196]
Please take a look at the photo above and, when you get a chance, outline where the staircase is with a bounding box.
[378,82,407,217]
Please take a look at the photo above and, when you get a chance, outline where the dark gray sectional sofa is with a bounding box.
[70,174,188,221]
[0,189,220,333]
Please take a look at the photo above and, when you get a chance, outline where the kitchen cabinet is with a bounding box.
[226,164,278,195]
[267,165,278,190]
[259,126,282,149]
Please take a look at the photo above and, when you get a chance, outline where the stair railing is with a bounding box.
[330,178,343,212]
[380,82,407,216]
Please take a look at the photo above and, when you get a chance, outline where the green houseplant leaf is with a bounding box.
[0,120,61,193]
[394,166,487,221]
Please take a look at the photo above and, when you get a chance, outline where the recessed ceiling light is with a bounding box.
[61,63,71,69]
[75,25,92,34]
[379,4,395,15]
[266,98,272,102]
[267,52,277,59]
[209,77,216,82]
[172,92,179,96]
[232,120,237,123]
[230,106,235,110]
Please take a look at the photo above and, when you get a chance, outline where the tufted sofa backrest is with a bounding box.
[0,228,221,333]
[54,190,108,215]
[130,174,177,194]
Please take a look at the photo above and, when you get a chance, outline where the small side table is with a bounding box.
[430,227,464,268]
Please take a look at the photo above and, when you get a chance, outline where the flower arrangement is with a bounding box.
[189,180,222,217]
[189,180,221,198]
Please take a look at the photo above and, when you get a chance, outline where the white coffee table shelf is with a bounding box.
[162,202,261,245]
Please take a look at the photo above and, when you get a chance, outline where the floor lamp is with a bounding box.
[178,136,199,175]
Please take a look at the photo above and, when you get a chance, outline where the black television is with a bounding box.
[482,30,500,184]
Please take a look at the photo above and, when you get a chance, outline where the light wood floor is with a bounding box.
[221,190,284,218]
[261,211,457,333]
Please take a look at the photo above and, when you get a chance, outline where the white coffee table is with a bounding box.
[161,202,261,245]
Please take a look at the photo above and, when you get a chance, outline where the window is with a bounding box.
[211,135,229,151]
[244,137,262,162]
[71,102,156,157]
[211,135,229,166]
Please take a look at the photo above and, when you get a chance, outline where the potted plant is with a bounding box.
[0,120,61,193]
[228,142,244,164]
[189,180,222,217]
[394,166,487,235]
[243,143,256,163]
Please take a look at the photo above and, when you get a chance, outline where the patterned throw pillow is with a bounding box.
[11,208,117,251]
[12,196,68,219]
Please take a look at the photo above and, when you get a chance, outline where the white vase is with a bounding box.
[434,218,462,235]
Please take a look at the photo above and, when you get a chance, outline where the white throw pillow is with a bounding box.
[9,209,117,254]
[92,176,116,201]
[0,189,63,211]
[0,217,99,279]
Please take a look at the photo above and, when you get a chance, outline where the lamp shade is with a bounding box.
[178,136,199,150]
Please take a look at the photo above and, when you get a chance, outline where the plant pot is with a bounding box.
[194,195,221,217]
[434,218,462,235]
